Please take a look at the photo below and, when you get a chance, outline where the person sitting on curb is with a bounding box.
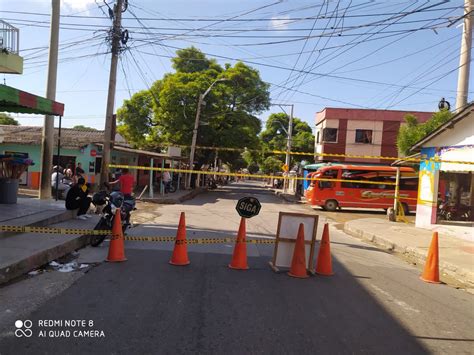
[65,177,92,220]
[108,168,134,198]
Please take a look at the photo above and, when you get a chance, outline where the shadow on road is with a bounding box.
[0,246,434,353]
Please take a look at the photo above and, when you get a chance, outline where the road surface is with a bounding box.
[0,181,472,354]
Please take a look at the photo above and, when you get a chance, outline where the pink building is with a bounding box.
[314,108,433,164]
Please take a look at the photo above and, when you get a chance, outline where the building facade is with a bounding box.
[314,108,433,164]
[0,125,182,191]
[410,104,474,228]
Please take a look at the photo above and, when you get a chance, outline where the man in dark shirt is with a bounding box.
[75,163,85,178]
[65,178,92,220]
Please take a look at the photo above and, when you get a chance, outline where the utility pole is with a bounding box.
[100,0,125,186]
[39,0,60,199]
[186,93,204,189]
[455,0,472,112]
[284,104,294,193]
[186,78,227,188]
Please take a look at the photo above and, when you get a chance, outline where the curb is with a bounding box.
[0,234,90,286]
[0,210,76,240]
[140,188,205,205]
[272,190,304,204]
[343,223,474,288]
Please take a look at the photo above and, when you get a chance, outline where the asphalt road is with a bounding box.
[0,181,472,354]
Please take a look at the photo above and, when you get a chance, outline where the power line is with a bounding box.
[0,5,463,21]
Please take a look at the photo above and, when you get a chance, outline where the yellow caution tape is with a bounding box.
[0,225,275,244]
[108,164,397,186]
[0,225,109,235]
[144,144,474,165]
[124,236,276,244]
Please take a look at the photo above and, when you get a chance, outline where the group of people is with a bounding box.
[52,164,135,220]
[51,162,86,193]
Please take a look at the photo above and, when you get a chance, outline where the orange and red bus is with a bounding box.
[304,165,418,213]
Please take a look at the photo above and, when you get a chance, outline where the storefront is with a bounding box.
[0,84,64,203]
[411,104,474,227]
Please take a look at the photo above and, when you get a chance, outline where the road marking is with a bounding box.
[371,284,420,313]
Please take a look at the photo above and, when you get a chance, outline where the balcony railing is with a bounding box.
[0,20,19,54]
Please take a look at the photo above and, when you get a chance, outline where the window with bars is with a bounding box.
[322,128,338,142]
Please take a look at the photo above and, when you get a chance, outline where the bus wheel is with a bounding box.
[324,199,338,212]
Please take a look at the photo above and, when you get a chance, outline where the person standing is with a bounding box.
[163,170,171,193]
[109,168,134,198]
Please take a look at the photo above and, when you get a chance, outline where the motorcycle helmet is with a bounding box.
[92,191,107,206]
[110,191,124,208]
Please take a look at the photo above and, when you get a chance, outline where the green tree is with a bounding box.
[397,110,452,156]
[117,47,270,169]
[172,46,222,74]
[260,155,284,174]
[72,125,96,130]
[260,113,314,167]
[0,113,19,125]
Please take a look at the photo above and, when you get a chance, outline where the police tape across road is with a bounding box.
[0,225,275,244]
[139,144,474,166]
[108,164,398,187]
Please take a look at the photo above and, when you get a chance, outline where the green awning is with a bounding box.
[0,84,64,116]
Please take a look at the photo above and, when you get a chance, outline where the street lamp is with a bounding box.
[186,78,227,188]
[270,104,294,192]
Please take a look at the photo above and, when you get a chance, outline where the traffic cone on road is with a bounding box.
[315,223,334,276]
[288,223,309,278]
[106,210,127,262]
[169,212,190,266]
[420,232,441,284]
[229,217,249,270]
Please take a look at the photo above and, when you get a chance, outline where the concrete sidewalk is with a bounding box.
[0,198,99,285]
[0,216,99,285]
[0,188,205,285]
[344,218,474,287]
[139,187,205,204]
[264,184,304,204]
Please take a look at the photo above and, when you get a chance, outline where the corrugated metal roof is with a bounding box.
[0,125,108,149]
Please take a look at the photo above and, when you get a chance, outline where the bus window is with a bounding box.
[319,180,334,189]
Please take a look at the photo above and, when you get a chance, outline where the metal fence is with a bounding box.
[0,20,19,54]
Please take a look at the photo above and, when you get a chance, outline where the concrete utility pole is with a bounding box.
[270,103,294,193]
[284,104,294,192]
[100,0,124,186]
[186,78,227,188]
[455,0,472,112]
[39,0,60,199]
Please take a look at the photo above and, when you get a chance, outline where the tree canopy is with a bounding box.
[258,112,314,173]
[397,109,452,156]
[72,125,96,130]
[117,47,270,168]
[0,113,19,125]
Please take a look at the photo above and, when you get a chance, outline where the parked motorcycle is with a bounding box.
[90,189,136,247]
[164,180,177,193]
[438,202,471,222]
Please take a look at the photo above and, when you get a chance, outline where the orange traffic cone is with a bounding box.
[420,232,441,284]
[106,210,127,262]
[288,223,309,278]
[315,223,333,276]
[229,217,249,270]
[169,212,190,266]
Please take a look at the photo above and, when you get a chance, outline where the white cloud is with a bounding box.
[62,0,97,12]
[270,15,290,30]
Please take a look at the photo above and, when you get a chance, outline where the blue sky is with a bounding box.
[1,0,472,131]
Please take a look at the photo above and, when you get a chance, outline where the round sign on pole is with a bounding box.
[236,197,261,218]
